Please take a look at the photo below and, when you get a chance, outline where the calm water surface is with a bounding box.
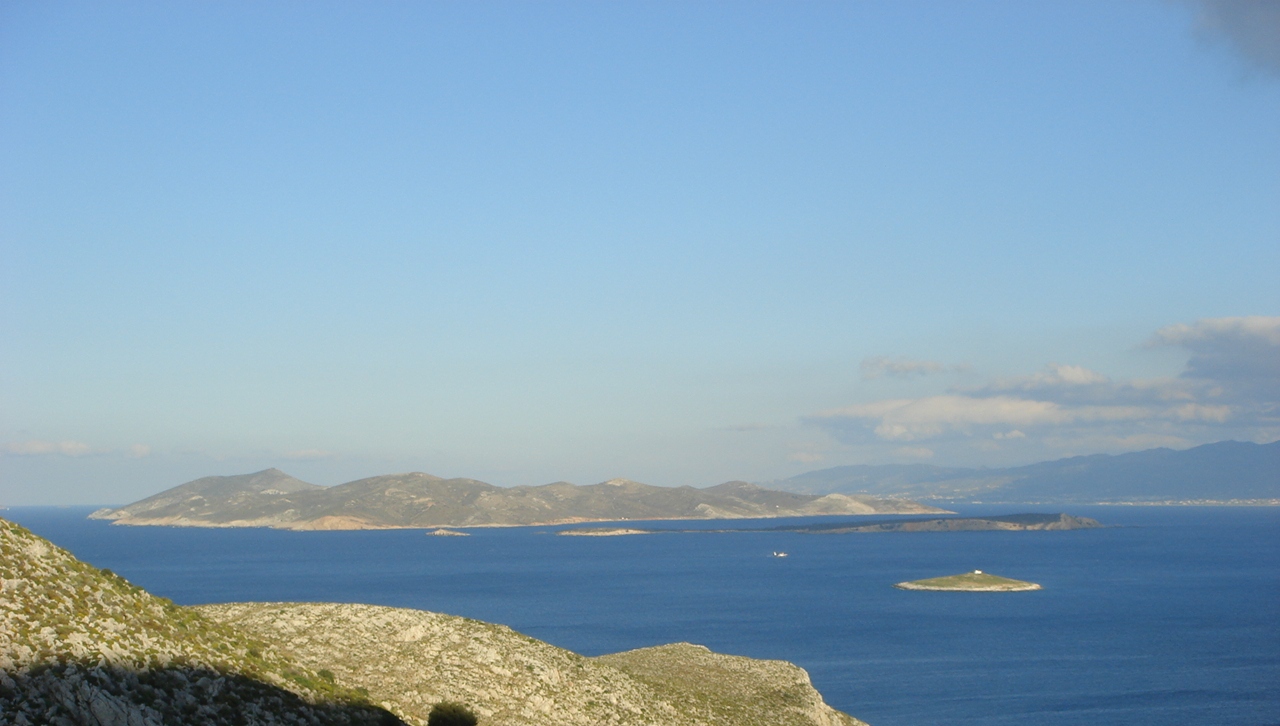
[7,505,1278,726]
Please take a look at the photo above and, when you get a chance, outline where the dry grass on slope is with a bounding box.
[0,518,402,726]
[596,643,866,726]
[199,602,867,726]
[198,603,682,726]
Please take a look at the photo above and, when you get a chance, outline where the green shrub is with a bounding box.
[428,701,478,726]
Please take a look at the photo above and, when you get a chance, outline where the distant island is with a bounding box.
[775,512,1101,533]
[896,571,1042,592]
[559,527,656,536]
[771,440,1280,504]
[90,469,947,530]
[557,512,1101,536]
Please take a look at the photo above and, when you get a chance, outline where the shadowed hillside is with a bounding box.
[0,517,403,725]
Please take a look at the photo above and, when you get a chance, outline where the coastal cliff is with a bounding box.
[201,602,865,726]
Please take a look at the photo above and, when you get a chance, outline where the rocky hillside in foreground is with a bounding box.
[0,517,403,726]
[91,469,945,530]
[2,516,868,726]
[200,603,864,726]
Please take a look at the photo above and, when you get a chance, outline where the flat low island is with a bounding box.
[895,571,1042,592]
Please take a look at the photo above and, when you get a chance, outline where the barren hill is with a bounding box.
[91,470,946,530]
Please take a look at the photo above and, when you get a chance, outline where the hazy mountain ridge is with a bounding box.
[1,516,866,726]
[91,473,946,530]
[773,440,1280,502]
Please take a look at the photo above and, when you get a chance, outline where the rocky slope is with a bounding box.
[2,517,868,726]
[596,643,860,726]
[92,470,945,530]
[200,602,865,726]
[87,469,325,528]
[0,517,402,726]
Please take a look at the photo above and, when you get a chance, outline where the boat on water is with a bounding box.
[772,551,789,558]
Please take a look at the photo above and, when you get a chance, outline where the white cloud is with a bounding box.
[816,395,1157,442]
[127,444,152,458]
[1151,315,1280,408]
[807,316,1278,461]
[860,356,946,380]
[1153,316,1280,346]
[994,363,1109,388]
[4,440,94,456]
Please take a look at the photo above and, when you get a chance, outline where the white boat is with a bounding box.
[772,551,789,558]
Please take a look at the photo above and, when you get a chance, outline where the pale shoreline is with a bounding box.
[557,528,656,537]
[894,582,1042,592]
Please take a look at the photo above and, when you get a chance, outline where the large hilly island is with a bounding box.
[91,469,946,530]
[1,516,865,726]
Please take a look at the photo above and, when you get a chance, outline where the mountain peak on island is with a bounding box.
[601,477,643,487]
[89,468,324,525]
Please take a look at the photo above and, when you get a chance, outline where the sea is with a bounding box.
[4,505,1278,726]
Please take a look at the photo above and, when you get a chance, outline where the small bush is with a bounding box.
[428,701,478,726]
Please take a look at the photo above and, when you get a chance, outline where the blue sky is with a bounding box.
[2,1,1277,504]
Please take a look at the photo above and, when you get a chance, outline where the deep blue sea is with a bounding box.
[5,505,1278,726]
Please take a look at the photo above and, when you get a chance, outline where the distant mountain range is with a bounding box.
[772,440,1280,503]
[90,471,946,530]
